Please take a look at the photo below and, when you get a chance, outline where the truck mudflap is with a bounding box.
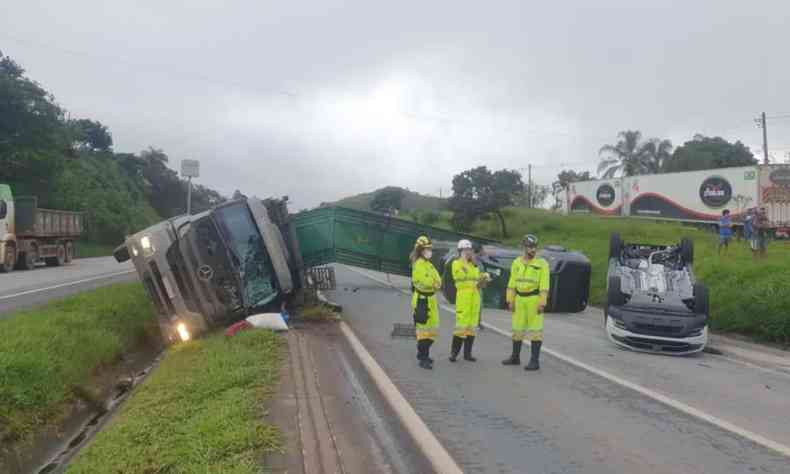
[248,197,294,294]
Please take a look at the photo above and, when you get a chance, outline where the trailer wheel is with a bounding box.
[65,242,74,263]
[609,233,623,261]
[1,243,15,273]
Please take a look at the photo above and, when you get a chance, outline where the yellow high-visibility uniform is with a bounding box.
[506,256,550,341]
[411,257,441,341]
[452,258,481,339]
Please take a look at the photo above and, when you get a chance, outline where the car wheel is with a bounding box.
[693,282,709,315]
[681,238,694,264]
[607,275,626,307]
[609,233,623,260]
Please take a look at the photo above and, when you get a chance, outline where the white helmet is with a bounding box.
[458,239,473,250]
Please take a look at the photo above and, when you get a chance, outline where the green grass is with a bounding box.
[436,208,790,345]
[75,240,117,258]
[67,330,284,473]
[0,283,157,441]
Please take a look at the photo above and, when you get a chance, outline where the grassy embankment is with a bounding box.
[68,330,284,473]
[0,283,157,442]
[2,283,284,472]
[415,208,790,345]
[75,241,116,258]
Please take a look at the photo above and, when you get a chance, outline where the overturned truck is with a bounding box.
[114,200,497,344]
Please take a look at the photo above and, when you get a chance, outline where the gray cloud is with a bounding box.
[3,0,790,209]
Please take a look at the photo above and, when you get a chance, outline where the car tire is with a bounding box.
[681,238,694,264]
[609,233,623,261]
[693,282,709,316]
[607,275,626,307]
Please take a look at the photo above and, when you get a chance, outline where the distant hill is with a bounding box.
[328,187,447,212]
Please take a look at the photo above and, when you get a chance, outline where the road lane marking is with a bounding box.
[342,265,790,459]
[339,321,464,474]
[0,270,136,301]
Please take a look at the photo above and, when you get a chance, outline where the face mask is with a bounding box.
[422,250,433,260]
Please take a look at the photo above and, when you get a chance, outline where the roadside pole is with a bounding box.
[181,159,200,215]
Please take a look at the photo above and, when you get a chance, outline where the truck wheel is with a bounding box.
[693,283,709,316]
[1,244,15,273]
[56,245,66,266]
[681,238,694,264]
[607,276,626,307]
[609,233,623,261]
[16,250,35,270]
[65,242,74,263]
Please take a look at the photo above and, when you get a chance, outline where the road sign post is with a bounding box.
[181,159,200,215]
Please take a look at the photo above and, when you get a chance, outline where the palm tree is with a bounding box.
[598,131,672,178]
[642,138,673,174]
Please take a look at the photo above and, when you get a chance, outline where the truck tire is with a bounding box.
[16,249,35,270]
[693,283,709,316]
[609,233,623,261]
[1,244,15,273]
[65,242,74,263]
[46,245,67,267]
[607,275,626,307]
[681,238,694,264]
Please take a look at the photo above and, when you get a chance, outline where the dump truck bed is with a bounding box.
[14,196,84,238]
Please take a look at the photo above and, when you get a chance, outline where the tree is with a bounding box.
[551,169,592,210]
[0,51,69,201]
[70,118,113,152]
[448,166,523,237]
[663,135,757,172]
[370,187,406,214]
[598,131,672,178]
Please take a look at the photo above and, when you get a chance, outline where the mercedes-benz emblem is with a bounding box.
[197,265,214,281]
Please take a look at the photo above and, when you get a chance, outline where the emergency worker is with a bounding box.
[502,234,550,371]
[410,236,442,369]
[450,240,487,362]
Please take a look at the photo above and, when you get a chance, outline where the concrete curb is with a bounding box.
[339,322,464,474]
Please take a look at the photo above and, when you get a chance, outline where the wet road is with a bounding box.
[329,265,790,474]
[0,257,136,316]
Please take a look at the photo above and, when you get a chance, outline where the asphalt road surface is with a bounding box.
[0,257,136,317]
[330,265,790,474]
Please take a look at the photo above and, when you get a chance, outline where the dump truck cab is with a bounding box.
[116,198,295,343]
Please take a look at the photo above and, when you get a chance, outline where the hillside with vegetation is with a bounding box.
[0,51,224,252]
[329,186,447,212]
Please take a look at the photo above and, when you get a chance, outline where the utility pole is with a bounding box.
[186,177,193,215]
[756,112,769,164]
[527,164,533,209]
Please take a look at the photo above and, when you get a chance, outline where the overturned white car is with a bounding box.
[605,233,709,355]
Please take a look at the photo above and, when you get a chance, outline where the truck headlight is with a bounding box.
[140,236,152,250]
[176,322,191,342]
[131,246,139,257]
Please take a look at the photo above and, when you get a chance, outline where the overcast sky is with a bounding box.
[3,1,790,209]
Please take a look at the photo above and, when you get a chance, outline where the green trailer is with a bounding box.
[293,206,497,277]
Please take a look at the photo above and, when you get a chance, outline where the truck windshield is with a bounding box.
[214,202,278,307]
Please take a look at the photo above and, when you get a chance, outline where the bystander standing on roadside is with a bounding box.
[752,207,769,259]
[743,208,754,244]
[718,209,733,256]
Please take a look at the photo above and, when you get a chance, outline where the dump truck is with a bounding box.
[566,164,790,235]
[114,199,497,344]
[0,184,84,272]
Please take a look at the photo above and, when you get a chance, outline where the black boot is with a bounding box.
[426,339,434,364]
[502,340,522,365]
[449,336,464,362]
[524,341,542,371]
[417,340,432,369]
[463,336,477,362]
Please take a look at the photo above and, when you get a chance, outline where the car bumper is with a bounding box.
[606,317,707,355]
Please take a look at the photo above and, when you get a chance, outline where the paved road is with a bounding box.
[330,265,790,474]
[0,257,136,317]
